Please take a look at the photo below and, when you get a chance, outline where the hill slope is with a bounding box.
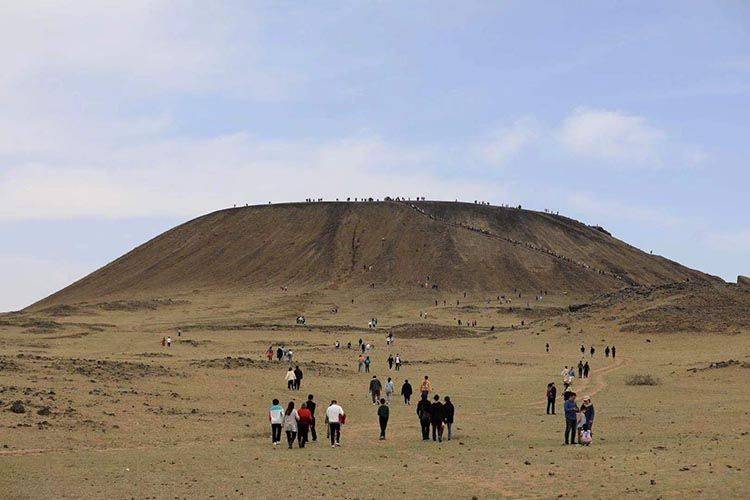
[29,201,717,309]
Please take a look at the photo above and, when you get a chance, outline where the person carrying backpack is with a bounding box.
[401,379,413,405]
[369,376,382,404]
[416,394,432,440]
[377,398,389,439]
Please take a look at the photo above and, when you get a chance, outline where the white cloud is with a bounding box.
[478,117,538,166]
[558,107,666,165]
[702,229,750,255]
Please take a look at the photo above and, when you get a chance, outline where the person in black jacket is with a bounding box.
[430,395,445,442]
[546,382,557,414]
[293,366,303,390]
[401,379,413,405]
[416,394,431,440]
[443,396,455,440]
[306,394,317,442]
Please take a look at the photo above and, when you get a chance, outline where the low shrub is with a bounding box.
[626,374,660,386]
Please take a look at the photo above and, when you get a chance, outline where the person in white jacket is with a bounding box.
[268,399,284,446]
[285,367,297,390]
[326,400,345,448]
[283,401,300,449]
[384,377,395,404]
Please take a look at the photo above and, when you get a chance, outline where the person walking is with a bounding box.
[306,394,317,442]
[564,392,578,445]
[577,360,584,379]
[297,402,312,448]
[605,346,610,358]
[430,395,445,442]
[546,382,557,415]
[269,399,284,447]
[285,367,296,390]
[266,346,274,361]
[369,376,382,404]
[377,398,389,440]
[420,376,432,398]
[283,401,299,449]
[580,344,585,355]
[590,346,595,357]
[384,377,394,404]
[401,379,413,405]
[395,354,402,371]
[364,356,371,373]
[583,362,590,378]
[276,346,283,361]
[166,336,172,347]
[545,342,550,353]
[611,345,616,359]
[326,400,345,448]
[443,396,455,440]
[416,394,432,440]
[293,365,303,391]
[358,354,365,373]
[387,354,394,370]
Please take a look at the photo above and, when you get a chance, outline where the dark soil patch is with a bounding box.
[687,360,749,372]
[389,323,476,339]
[95,299,190,312]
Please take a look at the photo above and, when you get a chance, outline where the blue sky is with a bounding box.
[1,1,748,311]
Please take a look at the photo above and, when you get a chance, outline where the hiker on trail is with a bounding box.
[369,376,382,404]
[568,366,575,381]
[582,396,595,436]
[388,354,394,370]
[577,360,584,379]
[546,343,550,353]
[361,343,366,354]
[177,328,182,337]
[294,366,303,390]
[297,402,313,448]
[611,346,616,359]
[359,338,363,347]
[420,376,432,398]
[546,382,557,415]
[580,344,585,354]
[358,354,365,372]
[285,368,296,390]
[161,337,166,347]
[306,394,317,442]
[561,366,571,384]
[605,346,610,357]
[166,336,172,347]
[283,401,300,449]
[365,342,372,352]
[564,392,579,445]
[269,398,284,446]
[347,341,352,349]
[384,377,394,403]
[276,347,284,361]
[287,350,294,362]
[443,396,455,440]
[417,394,432,440]
[401,379,413,405]
[335,340,340,349]
[576,400,588,444]
[395,354,402,371]
[266,346,274,361]
[430,395,445,442]
[583,362,590,378]
[590,346,595,357]
[377,398,389,440]
[326,400,345,448]
[364,356,372,373]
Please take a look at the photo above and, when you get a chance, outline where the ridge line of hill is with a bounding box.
[400,201,636,285]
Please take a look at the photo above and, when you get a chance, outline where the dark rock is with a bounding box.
[37,406,51,416]
[10,400,25,413]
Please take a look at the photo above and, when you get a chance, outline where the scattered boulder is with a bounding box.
[37,406,51,416]
[10,400,25,413]
[738,275,750,288]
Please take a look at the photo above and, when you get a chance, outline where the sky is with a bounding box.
[1,1,749,311]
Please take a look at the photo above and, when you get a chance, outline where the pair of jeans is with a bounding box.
[271,423,282,443]
[379,417,388,438]
[565,419,577,444]
[432,422,443,441]
[286,430,297,448]
[547,399,555,414]
[420,419,430,440]
[329,423,341,445]
[446,422,452,440]
[310,418,317,441]
[297,424,309,447]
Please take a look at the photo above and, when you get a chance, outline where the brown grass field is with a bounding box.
[1,285,748,499]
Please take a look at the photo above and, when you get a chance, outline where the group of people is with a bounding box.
[270,394,344,448]
[416,393,455,442]
[579,343,617,359]
[267,345,294,362]
[284,366,304,390]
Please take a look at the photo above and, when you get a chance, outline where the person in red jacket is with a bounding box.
[297,402,313,448]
